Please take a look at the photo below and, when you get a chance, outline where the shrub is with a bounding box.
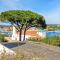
[0,34,8,42]
[28,38,40,42]
[28,36,60,47]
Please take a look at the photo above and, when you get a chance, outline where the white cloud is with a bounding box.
[0,0,23,10]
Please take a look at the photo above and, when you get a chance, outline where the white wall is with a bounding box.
[37,31,46,38]
[12,25,17,41]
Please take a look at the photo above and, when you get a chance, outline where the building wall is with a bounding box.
[11,26,46,41]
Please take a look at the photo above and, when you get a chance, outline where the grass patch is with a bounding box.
[28,36,60,47]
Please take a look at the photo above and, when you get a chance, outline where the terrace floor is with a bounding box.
[2,41,60,60]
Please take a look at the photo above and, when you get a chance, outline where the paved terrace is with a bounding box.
[1,41,60,60]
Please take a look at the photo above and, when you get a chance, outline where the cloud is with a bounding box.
[0,0,32,11]
[0,0,23,10]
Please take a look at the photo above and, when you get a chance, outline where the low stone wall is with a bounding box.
[0,43,16,56]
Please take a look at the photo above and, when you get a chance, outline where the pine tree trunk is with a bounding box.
[23,28,26,41]
[19,28,22,41]
[23,26,31,41]
[19,25,23,41]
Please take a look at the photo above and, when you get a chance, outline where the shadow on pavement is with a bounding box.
[1,42,26,49]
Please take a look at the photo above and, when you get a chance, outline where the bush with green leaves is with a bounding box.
[0,34,7,42]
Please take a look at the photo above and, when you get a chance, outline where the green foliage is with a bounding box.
[40,36,60,45]
[0,10,40,22]
[0,10,46,27]
[0,10,47,29]
[29,36,60,47]
[0,34,7,42]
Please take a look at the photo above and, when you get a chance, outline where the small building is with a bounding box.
[11,26,46,41]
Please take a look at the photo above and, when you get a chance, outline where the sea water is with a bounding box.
[0,30,60,37]
[46,30,60,37]
[0,31,12,36]
[39,30,60,37]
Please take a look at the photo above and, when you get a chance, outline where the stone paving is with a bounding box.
[3,41,60,60]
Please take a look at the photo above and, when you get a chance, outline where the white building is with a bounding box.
[11,26,46,41]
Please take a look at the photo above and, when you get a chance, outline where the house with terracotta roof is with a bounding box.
[11,26,46,41]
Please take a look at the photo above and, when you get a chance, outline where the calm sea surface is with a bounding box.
[0,30,60,37]
[40,30,60,37]
[46,30,60,37]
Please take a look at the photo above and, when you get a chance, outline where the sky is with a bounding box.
[0,0,60,24]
